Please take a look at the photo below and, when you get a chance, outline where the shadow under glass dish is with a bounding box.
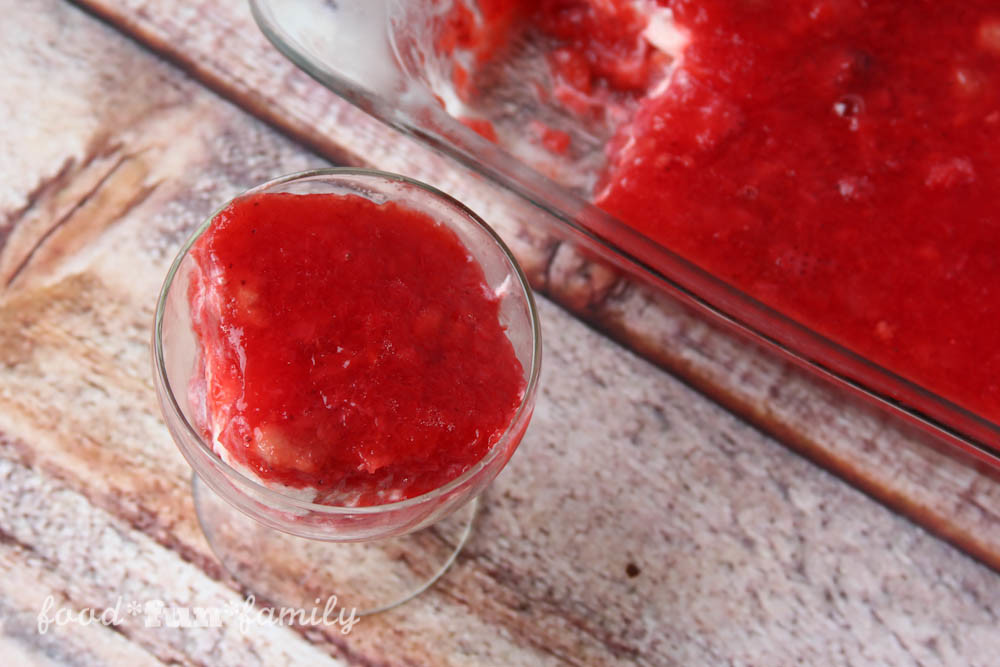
[152,168,541,614]
[248,0,1000,466]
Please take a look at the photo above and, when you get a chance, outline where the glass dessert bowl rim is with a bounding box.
[153,167,542,515]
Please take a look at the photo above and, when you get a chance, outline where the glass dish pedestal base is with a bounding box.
[192,473,477,615]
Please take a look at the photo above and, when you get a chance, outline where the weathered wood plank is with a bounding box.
[67,0,1000,572]
[0,456,346,666]
[5,1,1000,665]
[0,542,165,667]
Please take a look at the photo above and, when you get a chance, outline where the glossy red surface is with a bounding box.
[188,192,525,505]
[450,0,1000,422]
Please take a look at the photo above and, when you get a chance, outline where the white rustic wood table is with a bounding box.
[2,1,1000,665]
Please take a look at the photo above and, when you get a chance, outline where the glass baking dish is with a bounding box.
[249,0,1000,467]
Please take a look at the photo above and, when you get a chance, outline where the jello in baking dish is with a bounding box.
[441,0,1000,422]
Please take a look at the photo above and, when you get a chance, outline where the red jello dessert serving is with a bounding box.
[441,0,1000,424]
[187,189,526,506]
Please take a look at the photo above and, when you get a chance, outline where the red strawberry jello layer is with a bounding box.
[187,191,526,506]
[443,0,1000,423]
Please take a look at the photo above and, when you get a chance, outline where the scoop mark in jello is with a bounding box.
[442,0,1000,422]
[188,192,526,506]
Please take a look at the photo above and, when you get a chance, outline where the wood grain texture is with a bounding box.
[65,0,1000,572]
[4,1,1000,665]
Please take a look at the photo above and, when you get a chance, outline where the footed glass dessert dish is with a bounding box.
[153,169,541,614]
